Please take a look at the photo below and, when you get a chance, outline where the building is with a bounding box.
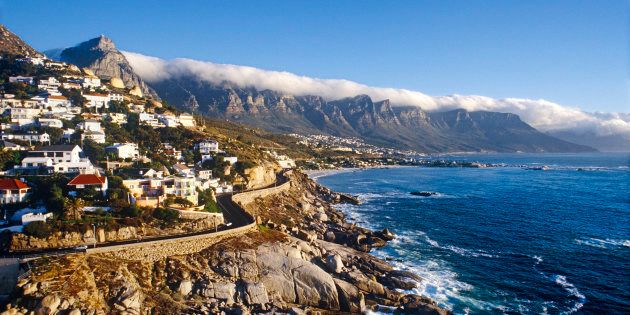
[123,176,199,207]
[78,120,106,144]
[68,173,108,196]
[173,163,194,177]
[20,145,94,174]
[106,143,140,160]
[178,114,195,127]
[37,77,61,94]
[21,212,53,225]
[196,139,219,162]
[1,132,50,144]
[83,93,109,110]
[38,118,63,128]
[105,113,128,125]
[164,176,198,205]
[9,76,34,85]
[0,178,30,204]
[1,140,27,151]
[223,156,238,165]
[81,77,101,89]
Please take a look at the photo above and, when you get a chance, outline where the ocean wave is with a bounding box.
[551,274,586,314]
[423,234,498,258]
[575,237,630,249]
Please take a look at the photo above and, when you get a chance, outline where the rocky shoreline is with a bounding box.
[1,171,449,314]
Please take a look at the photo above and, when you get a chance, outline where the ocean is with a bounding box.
[314,153,629,314]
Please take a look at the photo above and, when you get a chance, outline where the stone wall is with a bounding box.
[86,223,257,261]
[232,180,291,206]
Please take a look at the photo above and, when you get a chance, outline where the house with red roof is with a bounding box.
[0,178,30,204]
[68,173,108,196]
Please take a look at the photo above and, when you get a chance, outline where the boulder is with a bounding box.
[313,212,328,222]
[214,282,236,304]
[333,278,365,313]
[324,231,336,242]
[297,230,316,243]
[325,254,344,274]
[109,77,125,89]
[37,295,61,315]
[129,86,143,97]
[178,280,193,296]
[68,309,81,315]
[242,281,269,305]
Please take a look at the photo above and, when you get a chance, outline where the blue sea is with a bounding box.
[314,153,629,314]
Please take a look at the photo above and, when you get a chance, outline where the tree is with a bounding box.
[173,197,193,208]
[23,221,52,238]
[63,197,85,221]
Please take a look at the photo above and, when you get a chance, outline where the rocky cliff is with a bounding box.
[56,35,158,99]
[0,24,40,56]
[150,77,594,153]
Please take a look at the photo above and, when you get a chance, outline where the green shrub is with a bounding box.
[152,207,179,222]
[23,221,52,238]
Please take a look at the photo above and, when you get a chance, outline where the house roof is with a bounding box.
[32,144,77,152]
[0,178,29,190]
[173,163,190,171]
[68,174,107,186]
[48,95,67,100]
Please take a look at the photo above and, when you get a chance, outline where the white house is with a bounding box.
[81,77,101,89]
[178,114,195,127]
[0,178,30,205]
[139,113,164,128]
[37,77,61,94]
[20,144,94,173]
[9,76,34,85]
[68,173,108,196]
[196,139,219,162]
[223,156,238,165]
[81,130,106,144]
[38,118,63,128]
[78,120,102,132]
[21,212,53,225]
[173,163,194,177]
[106,143,140,160]
[83,93,109,110]
[1,132,50,144]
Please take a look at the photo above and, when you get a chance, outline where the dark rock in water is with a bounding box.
[377,228,396,241]
[338,193,361,205]
[411,191,438,197]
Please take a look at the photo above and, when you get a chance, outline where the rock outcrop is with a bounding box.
[58,35,158,99]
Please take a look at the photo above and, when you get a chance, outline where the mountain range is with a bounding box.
[2,27,601,153]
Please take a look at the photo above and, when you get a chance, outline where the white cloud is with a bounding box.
[123,51,630,137]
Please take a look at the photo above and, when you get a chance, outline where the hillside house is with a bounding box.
[0,178,30,204]
[68,173,108,196]
[106,143,140,160]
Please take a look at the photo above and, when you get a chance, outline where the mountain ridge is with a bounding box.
[0,24,40,56]
[45,35,595,153]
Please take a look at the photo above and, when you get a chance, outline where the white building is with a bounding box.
[0,178,30,205]
[105,113,128,125]
[19,144,94,173]
[38,118,63,128]
[21,212,53,225]
[223,156,238,165]
[139,113,164,128]
[1,132,50,144]
[178,114,195,127]
[83,93,109,110]
[81,77,101,89]
[106,143,140,160]
[37,77,61,94]
[9,76,34,85]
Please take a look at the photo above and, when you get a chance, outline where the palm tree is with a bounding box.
[63,197,85,221]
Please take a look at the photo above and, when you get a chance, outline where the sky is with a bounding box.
[0,0,628,113]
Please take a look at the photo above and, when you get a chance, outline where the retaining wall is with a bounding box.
[232,180,291,206]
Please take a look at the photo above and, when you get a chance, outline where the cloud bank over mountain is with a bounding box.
[123,52,629,137]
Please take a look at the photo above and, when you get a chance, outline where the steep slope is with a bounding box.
[58,35,158,98]
[0,24,40,56]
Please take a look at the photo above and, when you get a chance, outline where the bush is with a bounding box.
[23,221,52,238]
[152,207,179,222]
[120,204,141,218]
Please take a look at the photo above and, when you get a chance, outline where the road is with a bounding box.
[3,172,288,259]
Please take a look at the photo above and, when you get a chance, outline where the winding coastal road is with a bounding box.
[4,172,289,259]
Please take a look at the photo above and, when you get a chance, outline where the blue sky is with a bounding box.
[1,0,627,112]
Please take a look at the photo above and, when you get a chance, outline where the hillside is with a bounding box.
[0,24,40,56]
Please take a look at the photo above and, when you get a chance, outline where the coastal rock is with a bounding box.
[313,212,329,222]
[37,295,61,315]
[379,228,396,241]
[213,282,236,304]
[326,254,344,273]
[334,278,365,313]
[242,281,269,305]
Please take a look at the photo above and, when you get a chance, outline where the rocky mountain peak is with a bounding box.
[59,36,159,99]
[0,24,40,56]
